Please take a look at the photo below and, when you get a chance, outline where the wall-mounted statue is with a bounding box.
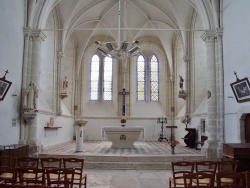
[61,76,69,99]
[23,81,38,112]
[62,76,68,92]
[179,75,184,90]
[178,75,186,100]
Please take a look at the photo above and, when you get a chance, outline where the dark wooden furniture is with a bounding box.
[223,143,250,171]
[165,126,177,141]
[195,135,208,150]
[183,128,196,148]
[0,145,29,158]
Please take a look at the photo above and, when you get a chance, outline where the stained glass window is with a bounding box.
[90,55,99,100]
[136,54,159,101]
[136,55,146,101]
[90,55,113,101]
[103,57,113,100]
[150,55,159,101]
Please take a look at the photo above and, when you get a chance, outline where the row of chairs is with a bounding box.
[169,160,249,188]
[0,157,87,188]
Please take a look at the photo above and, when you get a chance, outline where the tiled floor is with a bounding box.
[39,141,204,188]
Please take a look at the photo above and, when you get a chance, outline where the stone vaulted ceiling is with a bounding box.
[27,0,220,75]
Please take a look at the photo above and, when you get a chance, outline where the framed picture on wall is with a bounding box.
[230,77,250,103]
[0,77,12,101]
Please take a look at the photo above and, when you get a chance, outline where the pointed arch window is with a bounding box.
[90,55,113,101]
[136,55,146,101]
[136,55,159,101]
[150,55,159,101]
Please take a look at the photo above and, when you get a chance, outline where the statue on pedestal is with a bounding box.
[23,82,38,112]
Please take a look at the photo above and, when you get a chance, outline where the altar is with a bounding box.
[102,126,144,149]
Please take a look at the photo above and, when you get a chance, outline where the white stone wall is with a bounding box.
[0,0,24,145]
[41,11,57,111]
[223,0,250,143]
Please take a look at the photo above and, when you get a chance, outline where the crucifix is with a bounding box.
[2,70,9,80]
[119,88,129,116]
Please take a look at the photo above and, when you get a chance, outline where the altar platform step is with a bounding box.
[38,141,206,170]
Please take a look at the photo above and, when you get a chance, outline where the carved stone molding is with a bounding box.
[22,111,37,125]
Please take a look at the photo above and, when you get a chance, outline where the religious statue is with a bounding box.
[62,76,68,92]
[179,75,184,90]
[178,75,186,100]
[23,81,38,112]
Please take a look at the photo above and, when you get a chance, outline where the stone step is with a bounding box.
[39,153,205,170]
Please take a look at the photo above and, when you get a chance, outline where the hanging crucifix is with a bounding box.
[119,88,129,116]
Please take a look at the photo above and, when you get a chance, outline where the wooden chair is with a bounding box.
[216,160,239,185]
[18,167,45,185]
[17,157,40,168]
[169,161,195,188]
[40,157,63,182]
[216,171,246,188]
[63,158,87,188]
[0,157,16,167]
[46,168,74,188]
[184,172,215,188]
[40,158,62,170]
[217,160,238,173]
[0,185,18,188]
[245,171,250,188]
[0,166,17,185]
[194,161,217,186]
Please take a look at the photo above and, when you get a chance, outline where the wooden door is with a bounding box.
[245,114,250,143]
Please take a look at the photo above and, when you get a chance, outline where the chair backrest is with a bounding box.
[216,171,246,188]
[40,157,62,169]
[18,167,46,185]
[0,156,16,167]
[46,168,74,188]
[184,172,215,188]
[195,161,217,174]
[17,157,40,168]
[171,161,195,185]
[217,160,238,172]
[63,158,84,173]
[245,171,250,188]
[0,166,17,184]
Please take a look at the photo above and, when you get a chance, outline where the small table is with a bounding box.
[165,126,177,140]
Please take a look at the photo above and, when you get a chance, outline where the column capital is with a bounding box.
[201,30,215,42]
[23,27,32,38]
[183,55,191,63]
[31,29,47,42]
[58,51,65,58]
[214,28,223,38]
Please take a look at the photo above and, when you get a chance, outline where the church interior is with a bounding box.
[1,0,250,187]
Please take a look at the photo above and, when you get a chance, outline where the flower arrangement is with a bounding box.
[120,119,126,123]
[167,140,179,147]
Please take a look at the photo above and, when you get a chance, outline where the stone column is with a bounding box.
[30,30,46,86]
[215,28,224,156]
[201,30,218,159]
[25,29,46,154]
[75,120,88,152]
[183,55,191,114]
[56,52,65,115]
[20,28,32,144]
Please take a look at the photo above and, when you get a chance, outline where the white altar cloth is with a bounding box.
[102,126,144,148]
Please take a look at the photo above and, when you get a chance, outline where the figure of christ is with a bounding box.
[119,88,129,116]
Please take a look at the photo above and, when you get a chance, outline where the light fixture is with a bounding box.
[95,0,140,59]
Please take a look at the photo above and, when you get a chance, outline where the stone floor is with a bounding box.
[39,141,204,188]
[85,169,172,188]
